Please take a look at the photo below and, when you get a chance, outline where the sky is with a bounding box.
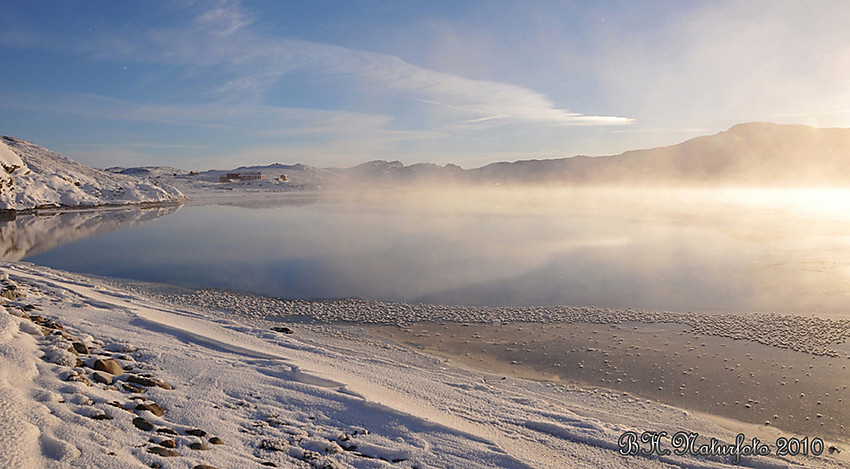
[1,0,849,170]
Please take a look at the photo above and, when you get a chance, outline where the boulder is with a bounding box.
[93,358,123,375]
[1,288,24,300]
[92,371,113,385]
[127,375,172,390]
[107,401,133,412]
[71,342,90,355]
[147,446,179,457]
[136,403,165,417]
[133,417,154,431]
[29,315,63,330]
[121,382,146,394]
[158,440,176,449]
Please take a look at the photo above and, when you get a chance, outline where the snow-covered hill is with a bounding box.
[0,137,184,211]
[197,163,334,187]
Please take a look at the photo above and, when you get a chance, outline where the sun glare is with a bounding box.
[731,188,850,219]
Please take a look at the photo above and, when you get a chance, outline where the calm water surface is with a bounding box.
[20,189,850,315]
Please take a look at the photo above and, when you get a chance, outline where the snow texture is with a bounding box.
[0,137,183,211]
[0,262,846,468]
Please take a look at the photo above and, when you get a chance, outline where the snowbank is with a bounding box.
[0,137,184,211]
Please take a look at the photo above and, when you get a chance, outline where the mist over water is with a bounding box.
[22,187,850,316]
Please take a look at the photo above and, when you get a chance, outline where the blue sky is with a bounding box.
[2,1,849,170]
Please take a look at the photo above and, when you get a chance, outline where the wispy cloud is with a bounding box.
[82,0,632,128]
[0,92,416,136]
[0,91,446,167]
[456,115,512,125]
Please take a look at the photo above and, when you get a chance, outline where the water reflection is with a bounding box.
[0,205,181,261]
[22,188,850,316]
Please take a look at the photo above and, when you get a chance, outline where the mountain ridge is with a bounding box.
[9,122,850,197]
[467,122,850,186]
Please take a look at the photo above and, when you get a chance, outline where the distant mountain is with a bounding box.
[106,166,189,178]
[330,123,850,187]
[156,160,465,193]
[0,137,184,211]
[343,160,463,185]
[469,123,850,186]
[107,122,850,195]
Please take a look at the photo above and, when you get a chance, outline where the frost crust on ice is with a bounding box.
[0,137,184,211]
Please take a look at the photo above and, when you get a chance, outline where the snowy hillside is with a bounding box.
[105,163,339,206]
[0,137,184,211]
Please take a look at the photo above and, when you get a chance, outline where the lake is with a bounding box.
[16,187,850,316]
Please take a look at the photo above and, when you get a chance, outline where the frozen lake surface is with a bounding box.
[19,188,850,316]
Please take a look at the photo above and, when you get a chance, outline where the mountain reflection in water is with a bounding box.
[15,188,850,317]
[0,205,181,261]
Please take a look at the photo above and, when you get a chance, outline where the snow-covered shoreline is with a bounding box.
[0,137,184,212]
[1,261,847,468]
